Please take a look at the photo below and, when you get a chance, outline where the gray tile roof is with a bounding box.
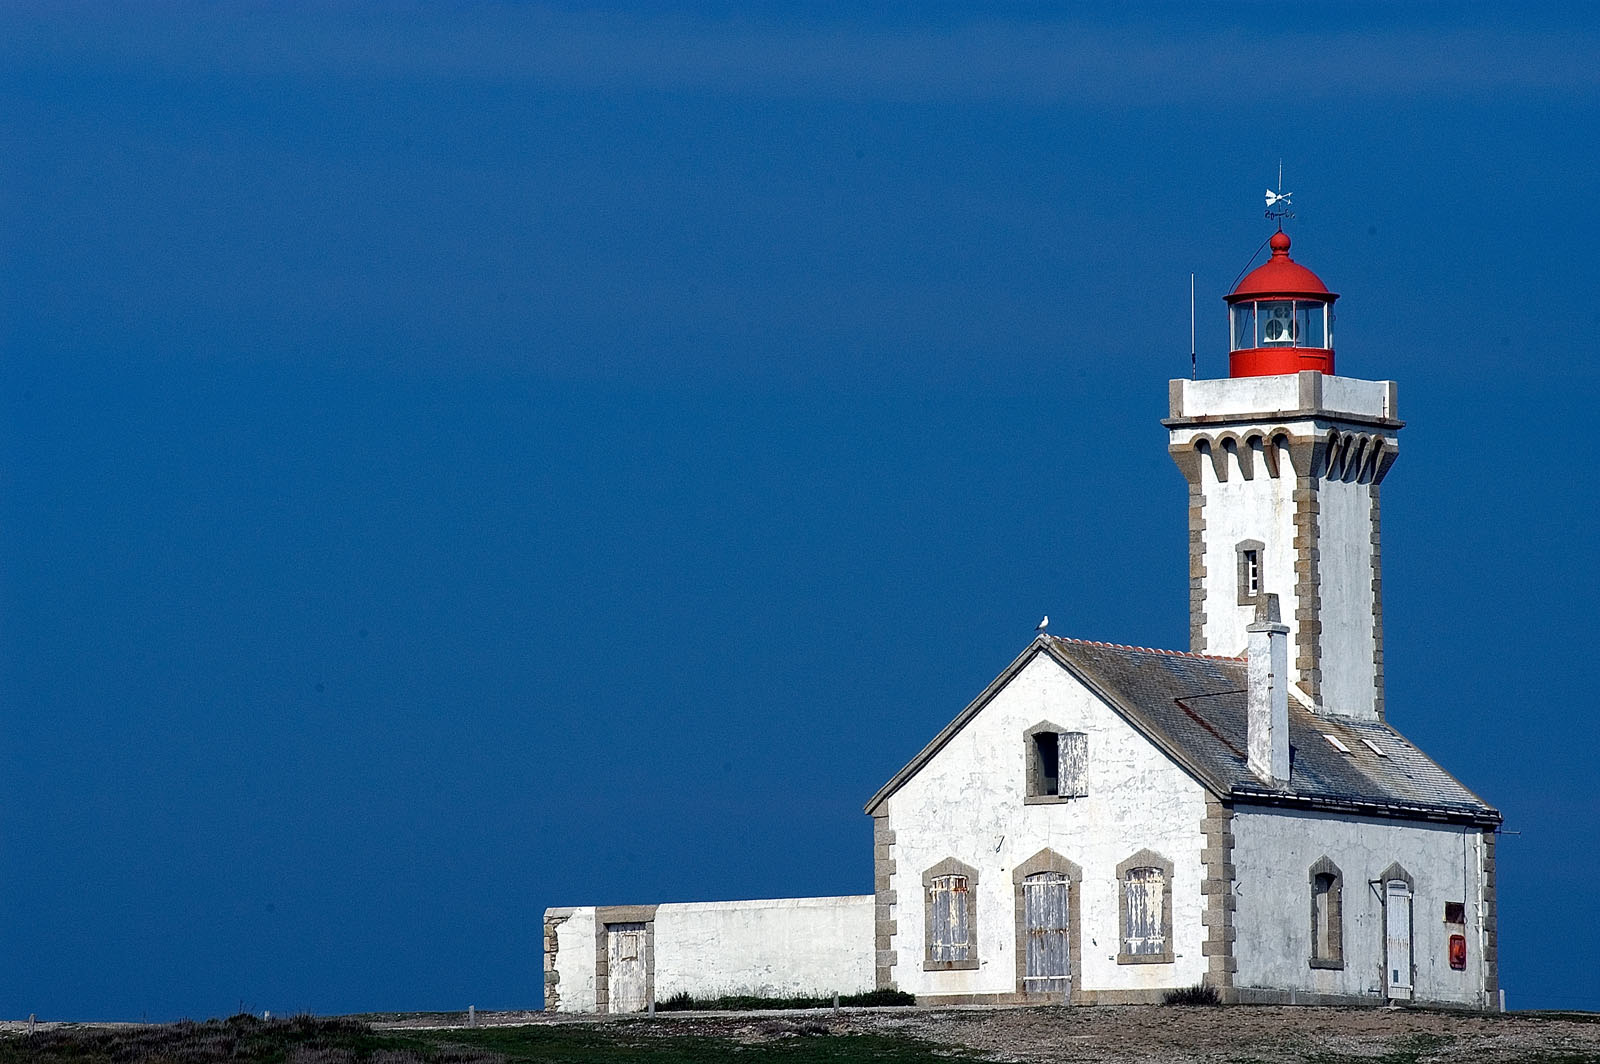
[865,636,1499,826]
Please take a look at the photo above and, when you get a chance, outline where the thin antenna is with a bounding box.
[1189,273,1196,380]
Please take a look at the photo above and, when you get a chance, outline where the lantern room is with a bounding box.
[1225,231,1337,377]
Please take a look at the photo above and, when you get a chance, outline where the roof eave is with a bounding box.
[1228,787,1503,828]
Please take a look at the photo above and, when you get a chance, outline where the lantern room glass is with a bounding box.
[1231,304,1256,350]
[1230,299,1329,351]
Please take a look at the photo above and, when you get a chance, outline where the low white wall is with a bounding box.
[544,896,874,1012]
[654,895,875,1000]
[545,906,598,1012]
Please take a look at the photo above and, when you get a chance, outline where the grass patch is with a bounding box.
[655,989,915,1011]
[1163,983,1221,1006]
[0,1014,482,1064]
[0,1015,970,1064]
[1308,1032,1456,1064]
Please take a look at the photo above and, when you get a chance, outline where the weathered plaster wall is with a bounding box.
[1231,808,1491,1007]
[543,897,873,1012]
[1173,373,1393,423]
[654,896,875,999]
[1316,476,1378,718]
[545,906,598,1012]
[882,652,1209,1002]
[1197,436,1299,658]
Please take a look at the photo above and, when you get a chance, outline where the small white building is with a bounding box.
[544,228,1501,1012]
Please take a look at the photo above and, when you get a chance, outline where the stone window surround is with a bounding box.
[1012,849,1082,999]
[1116,849,1175,965]
[1379,862,1416,996]
[1308,855,1345,970]
[1023,720,1085,805]
[1236,538,1266,606]
[923,857,980,972]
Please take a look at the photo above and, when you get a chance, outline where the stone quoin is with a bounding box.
[543,223,1502,1012]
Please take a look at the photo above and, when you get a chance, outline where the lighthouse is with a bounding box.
[1164,229,1398,720]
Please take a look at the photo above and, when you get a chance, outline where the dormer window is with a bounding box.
[1025,723,1087,803]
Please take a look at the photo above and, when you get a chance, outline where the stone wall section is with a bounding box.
[1168,446,1208,653]
[543,911,570,1012]
[1482,830,1499,1004]
[1370,485,1386,720]
[1288,437,1326,707]
[1200,797,1237,999]
[873,814,898,990]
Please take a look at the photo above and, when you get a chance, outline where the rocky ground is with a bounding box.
[376,1004,1600,1063]
[6,1005,1597,1063]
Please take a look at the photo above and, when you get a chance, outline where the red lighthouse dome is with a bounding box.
[1224,231,1338,377]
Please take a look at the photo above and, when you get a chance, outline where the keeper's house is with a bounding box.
[543,227,1501,1012]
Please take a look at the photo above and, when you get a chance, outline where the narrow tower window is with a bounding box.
[1236,540,1265,605]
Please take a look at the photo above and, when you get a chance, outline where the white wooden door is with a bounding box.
[607,922,649,1013]
[1023,872,1070,993]
[1384,881,1413,1001]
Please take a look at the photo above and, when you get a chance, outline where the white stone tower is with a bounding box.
[1164,231,1400,721]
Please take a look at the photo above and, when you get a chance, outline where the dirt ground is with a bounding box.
[378,1004,1600,1063]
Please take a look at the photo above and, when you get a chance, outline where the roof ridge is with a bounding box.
[1049,635,1244,662]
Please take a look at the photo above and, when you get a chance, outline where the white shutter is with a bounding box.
[930,874,971,962]
[1059,732,1088,798]
[1385,880,1413,998]
[1123,867,1165,955]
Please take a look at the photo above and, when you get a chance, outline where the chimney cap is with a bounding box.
[1248,593,1289,633]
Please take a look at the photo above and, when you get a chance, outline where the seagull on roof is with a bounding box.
[1036,615,1049,634]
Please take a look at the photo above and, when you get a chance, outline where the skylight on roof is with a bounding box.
[1323,734,1352,754]
[1360,738,1388,758]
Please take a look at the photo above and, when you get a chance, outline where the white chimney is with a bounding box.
[1247,593,1291,787]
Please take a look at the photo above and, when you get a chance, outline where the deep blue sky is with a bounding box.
[1,2,1596,1019]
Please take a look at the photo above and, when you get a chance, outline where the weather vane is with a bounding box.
[1264,160,1294,226]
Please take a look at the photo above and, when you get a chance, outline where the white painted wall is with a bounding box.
[547,906,598,1012]
[1316,476,1378,718]
[1169,372,1395,718]
[543,897,874,1012]
[1197,435,1299,659]
[1177,374,1306,418]
[1231,808,1490,1007]
[654,895,874,999]
[882,652,1209,999]
[1174,374,1391,422]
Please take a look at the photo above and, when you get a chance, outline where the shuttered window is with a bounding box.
[1026,725,1087,800]
[928,874,971,962]
[1122,867,1166,957]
